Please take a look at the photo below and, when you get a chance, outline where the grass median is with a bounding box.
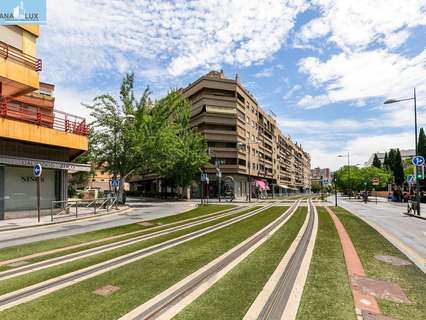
[174,207,307,320]
[0,206,250,296]
[0,204,235,264]
[296,207,355,320]
[333,207,426,320]
[0,206,289,320]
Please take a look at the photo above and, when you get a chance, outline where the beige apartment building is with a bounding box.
[130,70,310,199]
[181,70,311,199]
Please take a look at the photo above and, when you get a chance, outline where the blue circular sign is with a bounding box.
[111,179,119,187]
[412,156,425,166]
[33,163,42,177]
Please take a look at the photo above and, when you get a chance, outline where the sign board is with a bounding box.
[111,179,119,188]
[200,173,208,182]
[33,163,42,177]
[412,155,425,166]
[407,175,415,184]
[371,176,380,186]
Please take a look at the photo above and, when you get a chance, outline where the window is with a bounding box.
[0,26,23,51]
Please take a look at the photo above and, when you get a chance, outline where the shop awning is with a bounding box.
[255,179,270,190]
[0,155,91,172]
[278,184,289,189]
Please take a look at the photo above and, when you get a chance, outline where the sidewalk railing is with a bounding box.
[50,197,118,221]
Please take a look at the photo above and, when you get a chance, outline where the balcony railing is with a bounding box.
[0,102,89,136]
[0,40,42,71]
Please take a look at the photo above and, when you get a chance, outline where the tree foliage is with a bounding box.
[86,73,209,200]
[418,127,426,161]
[335,165,392,193]
[372,153,381,168]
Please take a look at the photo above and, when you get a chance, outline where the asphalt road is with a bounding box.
[333,197,426,273]
[0,201,195,249]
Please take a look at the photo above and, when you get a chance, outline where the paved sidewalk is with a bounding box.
[0,201,195,249]
[330,196,426,273]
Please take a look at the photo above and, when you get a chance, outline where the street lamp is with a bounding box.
[237,140,259,202]
[384,88,420,215]
[113,114,135,203]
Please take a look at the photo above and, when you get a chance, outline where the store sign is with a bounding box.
[21,176,45,183]
[0,156,91,172]
[0,0,46,25]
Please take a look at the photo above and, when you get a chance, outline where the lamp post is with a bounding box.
[237,141,259,202]
[113,114,135,204]
[384,88,420,215]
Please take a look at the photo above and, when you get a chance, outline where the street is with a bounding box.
[332,197,426,273]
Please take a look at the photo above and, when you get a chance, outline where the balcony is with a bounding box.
[0,102,88,159]
[0,41,42,96]
[1,102,88,136]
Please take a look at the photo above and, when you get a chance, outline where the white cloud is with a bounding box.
[297,49,426,108]
[40,0,308,84]
[296,0,426,51]
[254,67,274,78]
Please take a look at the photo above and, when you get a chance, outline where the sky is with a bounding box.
[38,0,426,170]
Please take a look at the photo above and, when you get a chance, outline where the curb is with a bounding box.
[402,212,426,220]
[0,207,132,232]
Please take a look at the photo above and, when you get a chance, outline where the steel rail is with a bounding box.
[0,205,252,280]
[123,201,300,320]
[257,200,316,320]
[0,202,286,310]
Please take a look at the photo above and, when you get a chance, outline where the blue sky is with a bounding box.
[38,0,426,169]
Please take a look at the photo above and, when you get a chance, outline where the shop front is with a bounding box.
[0,154,90,219]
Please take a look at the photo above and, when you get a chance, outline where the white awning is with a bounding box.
[278,184,289,189]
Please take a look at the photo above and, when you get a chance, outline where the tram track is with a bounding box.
[0,205,243,268]
[0,201,285,311]
[117,201,301,320]
[245,199,318,320]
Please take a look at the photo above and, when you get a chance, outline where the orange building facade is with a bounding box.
[0,25,89,219]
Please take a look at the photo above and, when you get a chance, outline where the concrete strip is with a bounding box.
[325,207,381,317]
[243,202,311,320]
[0,205,241,268]
[0,206,132,233]
[0,203,275,311]
[118,202,299,320]
[280,202,318,320]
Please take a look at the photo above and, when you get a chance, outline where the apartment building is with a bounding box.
[0,25,89,219]
[182,70,311,199]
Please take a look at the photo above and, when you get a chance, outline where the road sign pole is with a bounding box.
[37,176,41,223]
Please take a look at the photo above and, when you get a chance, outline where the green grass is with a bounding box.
[0,207,251,296]
[296,207,355,320]
[0,206,288,320]
[0,204,235,262]
[174,207,307,320]
[333,207,426,320]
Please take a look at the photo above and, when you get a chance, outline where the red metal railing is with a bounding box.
[0,102,89,136]
[0,40,42,71]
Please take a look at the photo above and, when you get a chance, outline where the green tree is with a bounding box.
[372,153,381,168]
[418,128,426,160]
[393,149,405,186]
[383,152,389,170]
[86,73,145,202]
[87,73,209,201]
[335,165,392,193]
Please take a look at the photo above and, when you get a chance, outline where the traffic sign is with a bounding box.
[371,176,380,186]
[407,175,415,184]
[200,173,208,182]
[111,179,119,188]
[412,155,425,166]
[216,171,222,178]
[33,163,42,177]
